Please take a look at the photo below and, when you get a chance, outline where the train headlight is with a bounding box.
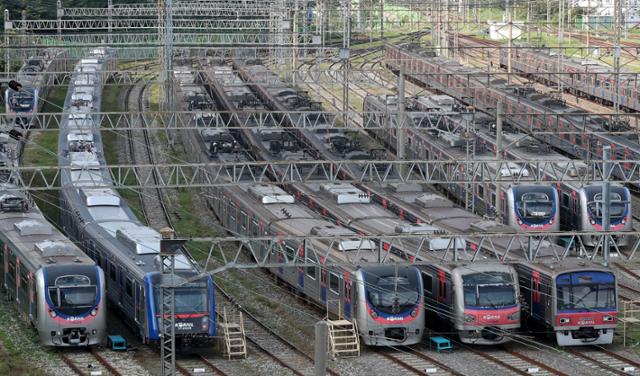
[507,312,520,321]
[49,310,56,318]
[559,317,570,324]
[603,315,615,322]
[622,218,627,225]
[371,311,379,319]
[590,219,596,225]
[464,314,475,323]
[201,316,209,331]
[410,309,418,318]
[90,309,97,316]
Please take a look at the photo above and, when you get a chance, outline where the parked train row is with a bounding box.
[385,43,640,186]
[0,50,108,347]
[500,45,639,113]
[56,49,216,349]
[183,58,620,346]
[363,93,633,249]
[5,49,68,124]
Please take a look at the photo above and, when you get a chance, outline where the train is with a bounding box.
[363,93,633,249]
[384,43,640,188]
[5,49,68,123]
[0,183,106,346]
[179,63,426,347]
[197,59,536,345]
[422,263,520,344]
[515,260,618,346]
[57,49,216,348]
[500,45,639,112]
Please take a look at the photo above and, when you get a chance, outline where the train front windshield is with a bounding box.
[155,284,209,314]
[556,271,616,311]
[10,91,34,111]
[587,192,627,219]
[517,192,553,218]
[175,288,208,314]
[463,273,516,308]
[364,267,420,315]
[48,275,97,316]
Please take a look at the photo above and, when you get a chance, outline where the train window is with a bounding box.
[240,210,247,232]
[478,185,484,197]
[109,264,117,281]
[329,273,340,294]
[562,192,570,208]
[285,245,295,260]
[306,256,316,279]
[423,274,433,293]
[125,278,133,297]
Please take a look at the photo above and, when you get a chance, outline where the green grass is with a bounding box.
[22,86,66,223]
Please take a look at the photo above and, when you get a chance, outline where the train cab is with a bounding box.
[143,270,215,348]
[37,264,105,346]
[515,261,617,346]
[505,185,559,232]
[354,265,424,346]
[421,263,520,345]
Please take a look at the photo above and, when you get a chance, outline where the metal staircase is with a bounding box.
[326,319,360,358]
[324,301,360,358]
[220,307,247,359]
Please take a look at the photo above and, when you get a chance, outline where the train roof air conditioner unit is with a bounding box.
[35,241,75,257]
[321,182,371,204]
[338,240,376,252]
[116,225,161,255]
[248,184,295,204]
[15,219,52,236]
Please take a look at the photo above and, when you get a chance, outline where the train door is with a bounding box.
[134,281,142,324]
[304,247,318,300]
[326,270,342,317]
[124,276,134,317]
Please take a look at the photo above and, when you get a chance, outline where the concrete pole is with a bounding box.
[495,102,503,221]
[314,321,328,376]
[602,145,611,265]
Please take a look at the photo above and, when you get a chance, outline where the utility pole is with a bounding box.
[602,146,611,265]
[107,0,113,44]
[159,0,175,147]
[341,0,351,129]
[4,10,9,74]
[507,0,513,84]
[56,0,62,42]
[380,0,384,39]
[495,102,503,220]
[397,65,405,178]
[558,0,564,94]
[292,0,299,85]
[614,0,622,115]
[159,232,186,376]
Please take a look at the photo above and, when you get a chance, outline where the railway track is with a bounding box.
[176,356,227,376]
[130,72,343,376]
[59,348,124,376]
[467,347,569,376]
[379,347,465,375]
[567,348,640,375]
[123,79,172,229]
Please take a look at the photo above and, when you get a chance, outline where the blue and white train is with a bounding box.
[57,49,215,348]
[5,50,68,124]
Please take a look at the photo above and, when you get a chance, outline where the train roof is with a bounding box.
[58,53,198,277]
[0,184,94,271]
[515,259,614,277]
